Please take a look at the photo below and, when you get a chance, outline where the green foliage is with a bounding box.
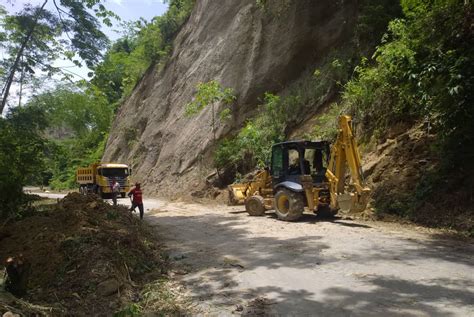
[310,103,344,141]
[114,304,141,317]
[185,80,236,146]
[28,84,113,189]
[91,0,195,104]
[185,80,235,116]
[355,0,402,52]
[0,106,47,218]
[343,0,473,165]
[256,0,267,9]
[215,93,284,172]
[0,0,113,110]
[338,0,474,226]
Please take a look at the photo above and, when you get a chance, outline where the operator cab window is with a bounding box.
[303,148,328,182]
[304,149,327,173]
[271,146,284,178]
[288,148,301,175]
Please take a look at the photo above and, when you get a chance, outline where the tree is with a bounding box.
[91,0,195,104]
[185,80,236,145]
[0,0,114,114]
[27,84,113,189]
[0,105,47,218]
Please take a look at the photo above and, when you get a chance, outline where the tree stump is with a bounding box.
[4,255,30,297]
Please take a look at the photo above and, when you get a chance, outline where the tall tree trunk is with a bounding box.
[0,0,48,115]
[211,102,221,178]
[18,56,25,108]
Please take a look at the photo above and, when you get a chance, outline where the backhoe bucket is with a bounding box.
[337,190,370,213]
[336,193,352,213]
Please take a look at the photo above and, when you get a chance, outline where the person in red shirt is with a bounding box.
[128,182,144,220]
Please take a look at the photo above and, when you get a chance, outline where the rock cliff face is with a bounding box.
[103,0,358,198]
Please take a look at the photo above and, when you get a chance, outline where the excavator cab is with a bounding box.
[270,141,330,186]
[270,141,333,221]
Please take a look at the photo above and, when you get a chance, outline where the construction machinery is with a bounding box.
[76,163,132,199]
[229,115,371,221]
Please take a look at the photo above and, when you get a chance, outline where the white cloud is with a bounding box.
[110,0,124,6]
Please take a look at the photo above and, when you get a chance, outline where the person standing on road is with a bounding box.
[111,178,121,206]
[128,182,144,220]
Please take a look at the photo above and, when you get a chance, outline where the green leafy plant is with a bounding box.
[114,303,141,317]
[214,93,285,174]
[185,80,236,143]
[0,106,47,218]
[0,0,114,112]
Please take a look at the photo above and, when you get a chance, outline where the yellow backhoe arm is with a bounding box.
[326,116,371,212]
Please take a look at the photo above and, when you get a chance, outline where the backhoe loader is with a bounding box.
[229,115,370,221]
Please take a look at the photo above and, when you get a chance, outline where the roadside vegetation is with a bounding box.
[341,0,473,231]
[0,193,188,315]
[1,2,196,313]
[0,0,195,217]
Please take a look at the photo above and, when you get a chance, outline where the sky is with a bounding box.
[1,0,169,113]
[3,0,169,41]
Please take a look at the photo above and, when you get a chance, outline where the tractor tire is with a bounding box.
[245,195,266,216]
[274,188,304,221]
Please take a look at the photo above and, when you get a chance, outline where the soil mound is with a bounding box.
[0,193,167,315]
[363,123,474,234]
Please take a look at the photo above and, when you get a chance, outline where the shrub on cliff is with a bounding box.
[344,0,473,167]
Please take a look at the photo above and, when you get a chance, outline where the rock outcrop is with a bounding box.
[103,0,358,198]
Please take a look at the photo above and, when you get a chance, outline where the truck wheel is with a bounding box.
[245,195,266,216]
[274,188,304,221]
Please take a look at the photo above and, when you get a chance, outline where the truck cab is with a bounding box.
[77,163,132,198]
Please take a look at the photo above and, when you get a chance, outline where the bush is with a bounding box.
[343,0,474,165]
[0,106,46,218]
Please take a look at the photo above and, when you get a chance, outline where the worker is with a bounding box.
[128,182,144,220]
[111,178,121,206]
[288,155,301,175]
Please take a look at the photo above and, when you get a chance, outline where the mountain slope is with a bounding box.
[103,0,358,198]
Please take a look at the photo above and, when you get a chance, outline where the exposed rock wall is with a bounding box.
[103,0,358,198]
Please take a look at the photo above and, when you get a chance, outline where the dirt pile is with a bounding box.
[362,123,474,234]
[0,193,169,315]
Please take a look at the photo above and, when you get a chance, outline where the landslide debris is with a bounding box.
[363,123,474,234]
[0,193,178,315]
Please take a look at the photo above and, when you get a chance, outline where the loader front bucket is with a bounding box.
[228,184,248,205]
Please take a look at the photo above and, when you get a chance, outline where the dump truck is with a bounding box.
[229,115,370,221]
[76,163,132,198]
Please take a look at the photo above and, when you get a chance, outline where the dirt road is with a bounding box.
[36,192,474,316]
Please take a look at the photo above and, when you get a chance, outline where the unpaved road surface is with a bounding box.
[35,192,474,316]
